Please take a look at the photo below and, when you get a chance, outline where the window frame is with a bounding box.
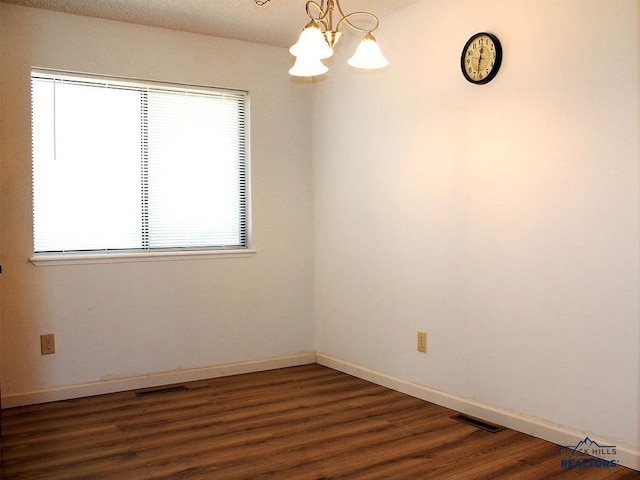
[29,69,255,266]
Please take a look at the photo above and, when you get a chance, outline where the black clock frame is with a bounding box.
[461,32,503,85]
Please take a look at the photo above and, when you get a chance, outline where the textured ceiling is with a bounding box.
[1,0,421,47]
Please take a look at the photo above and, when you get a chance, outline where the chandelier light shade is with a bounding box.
[289,21,334,60]
[289,55,330,77]
[347,33,389,69]
[287,0,389,77]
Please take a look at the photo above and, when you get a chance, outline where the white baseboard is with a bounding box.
[2,352,316,408]
[316,352,639,472]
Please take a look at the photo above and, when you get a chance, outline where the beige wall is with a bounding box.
[314,0,640,454]
[0,4,314,400]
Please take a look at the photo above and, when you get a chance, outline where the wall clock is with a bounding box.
[461,32,502,84]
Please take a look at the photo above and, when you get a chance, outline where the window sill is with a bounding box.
[30,249,257,266]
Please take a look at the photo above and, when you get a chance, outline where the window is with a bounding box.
[31,70,249,259]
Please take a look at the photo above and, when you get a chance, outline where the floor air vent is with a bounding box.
[450,414,504,433]
[135,386,189,397]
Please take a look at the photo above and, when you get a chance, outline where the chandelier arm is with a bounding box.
[305,0,331,27]
[334,0,344,17]
[335,11,380,34]
[257,0,379,34]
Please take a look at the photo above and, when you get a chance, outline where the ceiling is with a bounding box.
[1,0,421,48]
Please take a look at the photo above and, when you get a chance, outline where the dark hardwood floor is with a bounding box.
[1,364,638,479]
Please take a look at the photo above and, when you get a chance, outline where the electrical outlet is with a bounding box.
[40,333,56,355]
[417,331,427,353]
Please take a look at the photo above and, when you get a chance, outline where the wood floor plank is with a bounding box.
[1,364,637,479]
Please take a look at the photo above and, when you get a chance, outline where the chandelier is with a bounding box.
[254,0,389,77]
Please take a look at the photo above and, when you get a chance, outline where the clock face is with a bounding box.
[461,32,502,84]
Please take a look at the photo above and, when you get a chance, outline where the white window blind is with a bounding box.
[31,70,248,254]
